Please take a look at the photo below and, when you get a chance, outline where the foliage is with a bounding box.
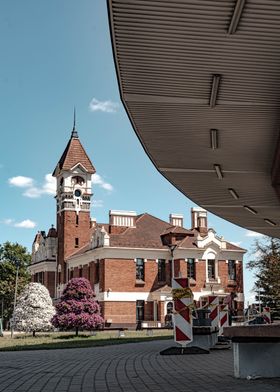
[52,278,104,334]
[247,237,280,319]
[0,242,31,324]
[13,283,55,334]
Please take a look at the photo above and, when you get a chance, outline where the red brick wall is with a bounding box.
[102,301,136,325]
[191,260,206,289]
[103,258,164,292]
[57,210,91,283]
[219,260,228,289]
[174,259,187,277]
[44,271,55,297]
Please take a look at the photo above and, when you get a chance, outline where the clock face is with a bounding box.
[74,189,81,197]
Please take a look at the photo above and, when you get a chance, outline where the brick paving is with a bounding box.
[0,339,279,392]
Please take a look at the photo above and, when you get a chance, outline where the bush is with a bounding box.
[52,278,104,335]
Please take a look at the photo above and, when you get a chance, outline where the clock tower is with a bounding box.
[52,122,95,285]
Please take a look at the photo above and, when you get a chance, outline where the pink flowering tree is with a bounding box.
[51,278,104,336]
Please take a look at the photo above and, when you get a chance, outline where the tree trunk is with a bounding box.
[33,331,36,337]
[75,327,78,336]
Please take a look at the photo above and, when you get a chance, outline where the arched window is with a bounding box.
[207,252,216,280]
[72,176,85,185]
[166,302,173,314]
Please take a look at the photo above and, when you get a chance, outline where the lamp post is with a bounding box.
[169,244,177,280]
[11,260,20,338]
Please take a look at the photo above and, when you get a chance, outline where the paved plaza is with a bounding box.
[0,339,280,392]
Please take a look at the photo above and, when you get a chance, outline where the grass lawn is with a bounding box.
[0,330,173,351]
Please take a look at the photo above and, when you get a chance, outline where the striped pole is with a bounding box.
[208,296,219,329]
[219,304,229,335]
[172,278,193,346]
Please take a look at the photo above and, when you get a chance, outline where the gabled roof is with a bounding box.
[109,213,171,249]
[52,132,95,176]
[66,212,245,261]
[160,225,193,237]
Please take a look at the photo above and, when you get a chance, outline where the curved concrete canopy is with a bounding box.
[108,0,280,238]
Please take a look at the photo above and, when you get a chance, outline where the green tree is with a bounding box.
[0,242,31,327]
[247,237,280,320]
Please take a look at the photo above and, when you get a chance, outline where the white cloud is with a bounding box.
[245,230,264,238]
[14,219,36,229]
[42,174,56,195]
[2,218,36,229]
[92,200,104,208]
[9,173,56,198]
[89,98,119,113]
[23,187,43,198]
[2,218,14,225]
[9,176,34,188]
[92,173,113,192]
[10,172,112,199]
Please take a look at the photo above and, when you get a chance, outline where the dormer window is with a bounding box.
[72,176,84,185]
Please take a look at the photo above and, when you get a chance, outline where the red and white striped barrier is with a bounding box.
[172,278,193,346]
[219,304,229,334]
[208,296,219,328]
[262,307,271,324]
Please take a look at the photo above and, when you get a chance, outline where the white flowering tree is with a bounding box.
[13,282,55,337]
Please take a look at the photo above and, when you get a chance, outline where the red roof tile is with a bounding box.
[53,135,95,175]
[66,213,246,260]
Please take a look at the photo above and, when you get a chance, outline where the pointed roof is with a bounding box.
[52,130,95,176]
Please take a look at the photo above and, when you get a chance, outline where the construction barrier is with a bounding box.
[208,295,219,328]
[219,304,229,334]
[172,278,193,346]
[262,307,271,324]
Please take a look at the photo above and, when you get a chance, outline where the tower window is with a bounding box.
[76,214,79,225]
[228,260,236,281]
[72,176,84,185]
[187,258,196,279]
[158,259,166,282]
[136,258,145,281]
[75,238,79,248]
[208,259,216,279]
[136,300,145,322]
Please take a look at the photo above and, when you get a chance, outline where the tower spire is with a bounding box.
[71,107,78,138]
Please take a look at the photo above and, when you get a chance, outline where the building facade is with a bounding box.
[29,127,246,328]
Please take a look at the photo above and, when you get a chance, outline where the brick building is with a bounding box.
[29,127,246,328]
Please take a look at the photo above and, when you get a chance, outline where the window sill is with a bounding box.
[188,278,196,286]
[135,279,145,286]
[228,280,237,287]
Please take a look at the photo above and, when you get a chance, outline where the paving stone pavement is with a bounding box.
[0,339,280,392]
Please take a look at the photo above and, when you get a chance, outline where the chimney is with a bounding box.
[109,210,137,228]
[191,207,208,234]
[169,213,183,227]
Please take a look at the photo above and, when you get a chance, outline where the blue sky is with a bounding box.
[0,0,264,303]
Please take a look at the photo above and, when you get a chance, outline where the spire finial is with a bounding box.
[71,107,78,138]
[73,107,76,130]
